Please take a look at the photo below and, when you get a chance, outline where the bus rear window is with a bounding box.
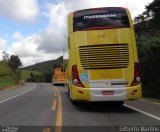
[73,7,130,32]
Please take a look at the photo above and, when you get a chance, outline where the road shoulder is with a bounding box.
[0,83,36,103]
[125,99,160,120]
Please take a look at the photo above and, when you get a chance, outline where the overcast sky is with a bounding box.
[0,0,153,66]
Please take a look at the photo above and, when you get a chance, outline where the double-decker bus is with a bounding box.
[66,7,142,105]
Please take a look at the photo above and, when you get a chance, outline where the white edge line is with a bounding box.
[124,104,160,121]
[140,99,160,106]
[0,84,36,104]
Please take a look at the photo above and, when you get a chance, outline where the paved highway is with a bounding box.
[0,83,159,132]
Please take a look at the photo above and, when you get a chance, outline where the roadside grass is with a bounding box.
[0,80,15,90]
[0,61,16,90]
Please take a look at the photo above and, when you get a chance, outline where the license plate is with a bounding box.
[102,90,114,95]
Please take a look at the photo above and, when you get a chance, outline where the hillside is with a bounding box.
[21,70,42,82]
[0,61,15,90]
[22,56,64,71]
[21,56,68,82]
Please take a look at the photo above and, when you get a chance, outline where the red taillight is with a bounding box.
[72,65,84,87]
[131,62,141,86]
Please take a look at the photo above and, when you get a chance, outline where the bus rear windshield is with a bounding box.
[73,7,130,32]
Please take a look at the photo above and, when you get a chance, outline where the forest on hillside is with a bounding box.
[22,56,64,83]
[134,0,160,99]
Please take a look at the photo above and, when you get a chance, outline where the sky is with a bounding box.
[0,0,154,67]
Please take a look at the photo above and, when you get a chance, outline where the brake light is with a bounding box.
[131,62,141,86]
[72,65,84,87]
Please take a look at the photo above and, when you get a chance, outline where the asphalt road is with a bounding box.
[0,83,159,132]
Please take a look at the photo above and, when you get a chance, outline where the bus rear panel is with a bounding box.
[67,7,142,102]
[52,68,67,85]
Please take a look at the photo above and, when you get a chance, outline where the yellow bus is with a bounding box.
[52,68,67,85]
[66,7,142,105]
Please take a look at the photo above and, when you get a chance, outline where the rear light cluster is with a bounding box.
[72,65,84,87]
[131,62,141,86]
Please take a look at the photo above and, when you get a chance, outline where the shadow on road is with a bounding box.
[53,84,65,86]
[75,102,136,113]
[57,85,136,114]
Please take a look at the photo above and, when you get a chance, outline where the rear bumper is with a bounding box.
[70,84,142,101]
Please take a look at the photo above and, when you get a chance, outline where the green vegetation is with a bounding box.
[134,0,160,99]
[21,56,66,83]
[0,61,15,90]
[0,51,22,90]
[23,56,63,71]
[21,70,41,81]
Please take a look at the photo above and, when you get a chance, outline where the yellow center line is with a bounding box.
[53,87,57,97]
[42,128,50,132]
[54,86,62,132]
[52,98,57,111]
[54,92,58,97]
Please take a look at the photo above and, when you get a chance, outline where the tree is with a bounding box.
[2,49,9,61]
[30,72,36,82]
[146,0,160,22]
[134,0,160,99]
[134,0,160,35]
[9,55,22,71]
[42,70,52,83]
